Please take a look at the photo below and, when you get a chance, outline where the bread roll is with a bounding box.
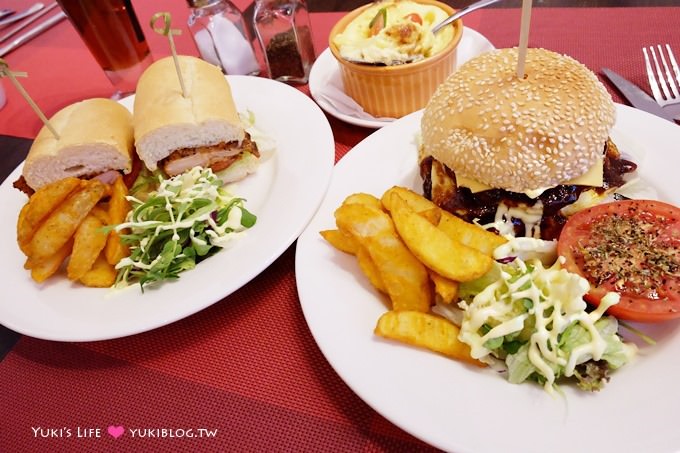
[22,98,133,190]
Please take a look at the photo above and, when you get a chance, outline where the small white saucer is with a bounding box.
[308,27,496,129]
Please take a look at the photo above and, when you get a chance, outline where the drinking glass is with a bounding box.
[56,0,153,99]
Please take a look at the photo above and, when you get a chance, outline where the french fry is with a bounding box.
[383,186,506,256]
[79,253,117,288]
[104,175,131,265]
[356,245,386,293]
[389,195,492,282]
[418,207,441,226]
[67,214,109,281]
[28,180,107,262]
[320,229,359,255]
[429,271,459,304]
[335,203,432,312]
[437,211,507,256]
[381,186,438,213]
[89,205,111,225]
[17,177,82,254]
[375,310,483,367]
[27,239,73,283]
[342,192,384,210]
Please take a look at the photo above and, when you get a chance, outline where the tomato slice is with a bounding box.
[403,13,423,25]
[557,199,680,323]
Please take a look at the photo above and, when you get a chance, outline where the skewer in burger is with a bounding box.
[419,47,637,240]
[14,98,135,195]
[132,55,259,182]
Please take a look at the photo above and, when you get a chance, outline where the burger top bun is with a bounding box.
[421,47,616,193]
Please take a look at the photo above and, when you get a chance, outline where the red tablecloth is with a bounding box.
[1,1,680,451]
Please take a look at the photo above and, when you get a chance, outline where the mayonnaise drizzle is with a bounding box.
[458,257,631,392]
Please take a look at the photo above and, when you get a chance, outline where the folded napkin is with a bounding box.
[316,57,396,122]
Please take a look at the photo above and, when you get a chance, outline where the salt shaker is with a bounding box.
[187,0,260,76]
[253,0,316,84]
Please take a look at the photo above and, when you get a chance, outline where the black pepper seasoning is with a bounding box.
[253,0,316,83]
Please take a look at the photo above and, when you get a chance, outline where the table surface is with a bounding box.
[1,0,679,451]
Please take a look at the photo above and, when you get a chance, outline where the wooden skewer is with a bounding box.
[150,12,187,98]
[0,58,60,139]
[516,0,533,79]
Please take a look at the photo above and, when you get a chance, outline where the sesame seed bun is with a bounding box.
[420,47,616,193]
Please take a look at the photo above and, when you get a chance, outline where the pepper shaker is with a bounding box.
[253,0,316,84]
[187,0,260,76]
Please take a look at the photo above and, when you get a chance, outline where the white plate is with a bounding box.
[0,75,335,342]
[295,104,680,453]
[308,27,495,129]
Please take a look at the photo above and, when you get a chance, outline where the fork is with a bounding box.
[643,44,680,107]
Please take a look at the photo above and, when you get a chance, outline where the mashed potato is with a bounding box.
[333,0,453,65]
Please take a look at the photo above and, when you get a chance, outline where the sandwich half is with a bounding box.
[16,98,134,194]
[133,55,259,182]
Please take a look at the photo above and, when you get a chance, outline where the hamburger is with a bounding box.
[14,98,135,195]
[419,47,637,240]
[132,55,259,182]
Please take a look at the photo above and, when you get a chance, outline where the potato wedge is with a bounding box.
[375,310,483,367]
[79,253,117,288]
[429,271,459,304]
[67,214,109,281]
[104,176,131,265]
[17,177,81,254]
[320,229,358,255]
[28,239,73,283]
[437,211,507,256]
[342,192,383,211]
[356,245,386,293]
[108,175,130,224]
[390,195,492,282]
[336,203,432,312]
[28,180,107,261]
[381,186,437,213]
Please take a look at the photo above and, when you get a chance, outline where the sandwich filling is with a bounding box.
[161,134,259,177]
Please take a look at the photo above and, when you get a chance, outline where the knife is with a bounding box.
[0,11,66,57]
[601,68,677,123]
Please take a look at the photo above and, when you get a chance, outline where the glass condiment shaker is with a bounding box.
[186,0,260,76]
[253,0,316,84]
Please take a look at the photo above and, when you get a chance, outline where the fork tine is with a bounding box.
[665,44,680,96]
[644,47,665,103]
[651,46,673,101]
[658,44,680,99]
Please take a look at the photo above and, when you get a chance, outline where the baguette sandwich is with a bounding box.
[14,98,135,195]
[132,55,259,182]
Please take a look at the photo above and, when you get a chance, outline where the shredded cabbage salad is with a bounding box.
[115,167,256,290]
[452,239,637,393]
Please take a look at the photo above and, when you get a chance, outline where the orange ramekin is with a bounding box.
[329,0,463,119]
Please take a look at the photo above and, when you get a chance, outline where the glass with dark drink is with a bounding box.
[56,0,152,98]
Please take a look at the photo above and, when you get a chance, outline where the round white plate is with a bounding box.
[295,104,680,453]
[308,27,495,129]
[0,75,335,342]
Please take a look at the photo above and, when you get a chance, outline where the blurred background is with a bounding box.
[308,0,680,11]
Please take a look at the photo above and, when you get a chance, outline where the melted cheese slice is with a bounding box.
[457,157,604,198]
